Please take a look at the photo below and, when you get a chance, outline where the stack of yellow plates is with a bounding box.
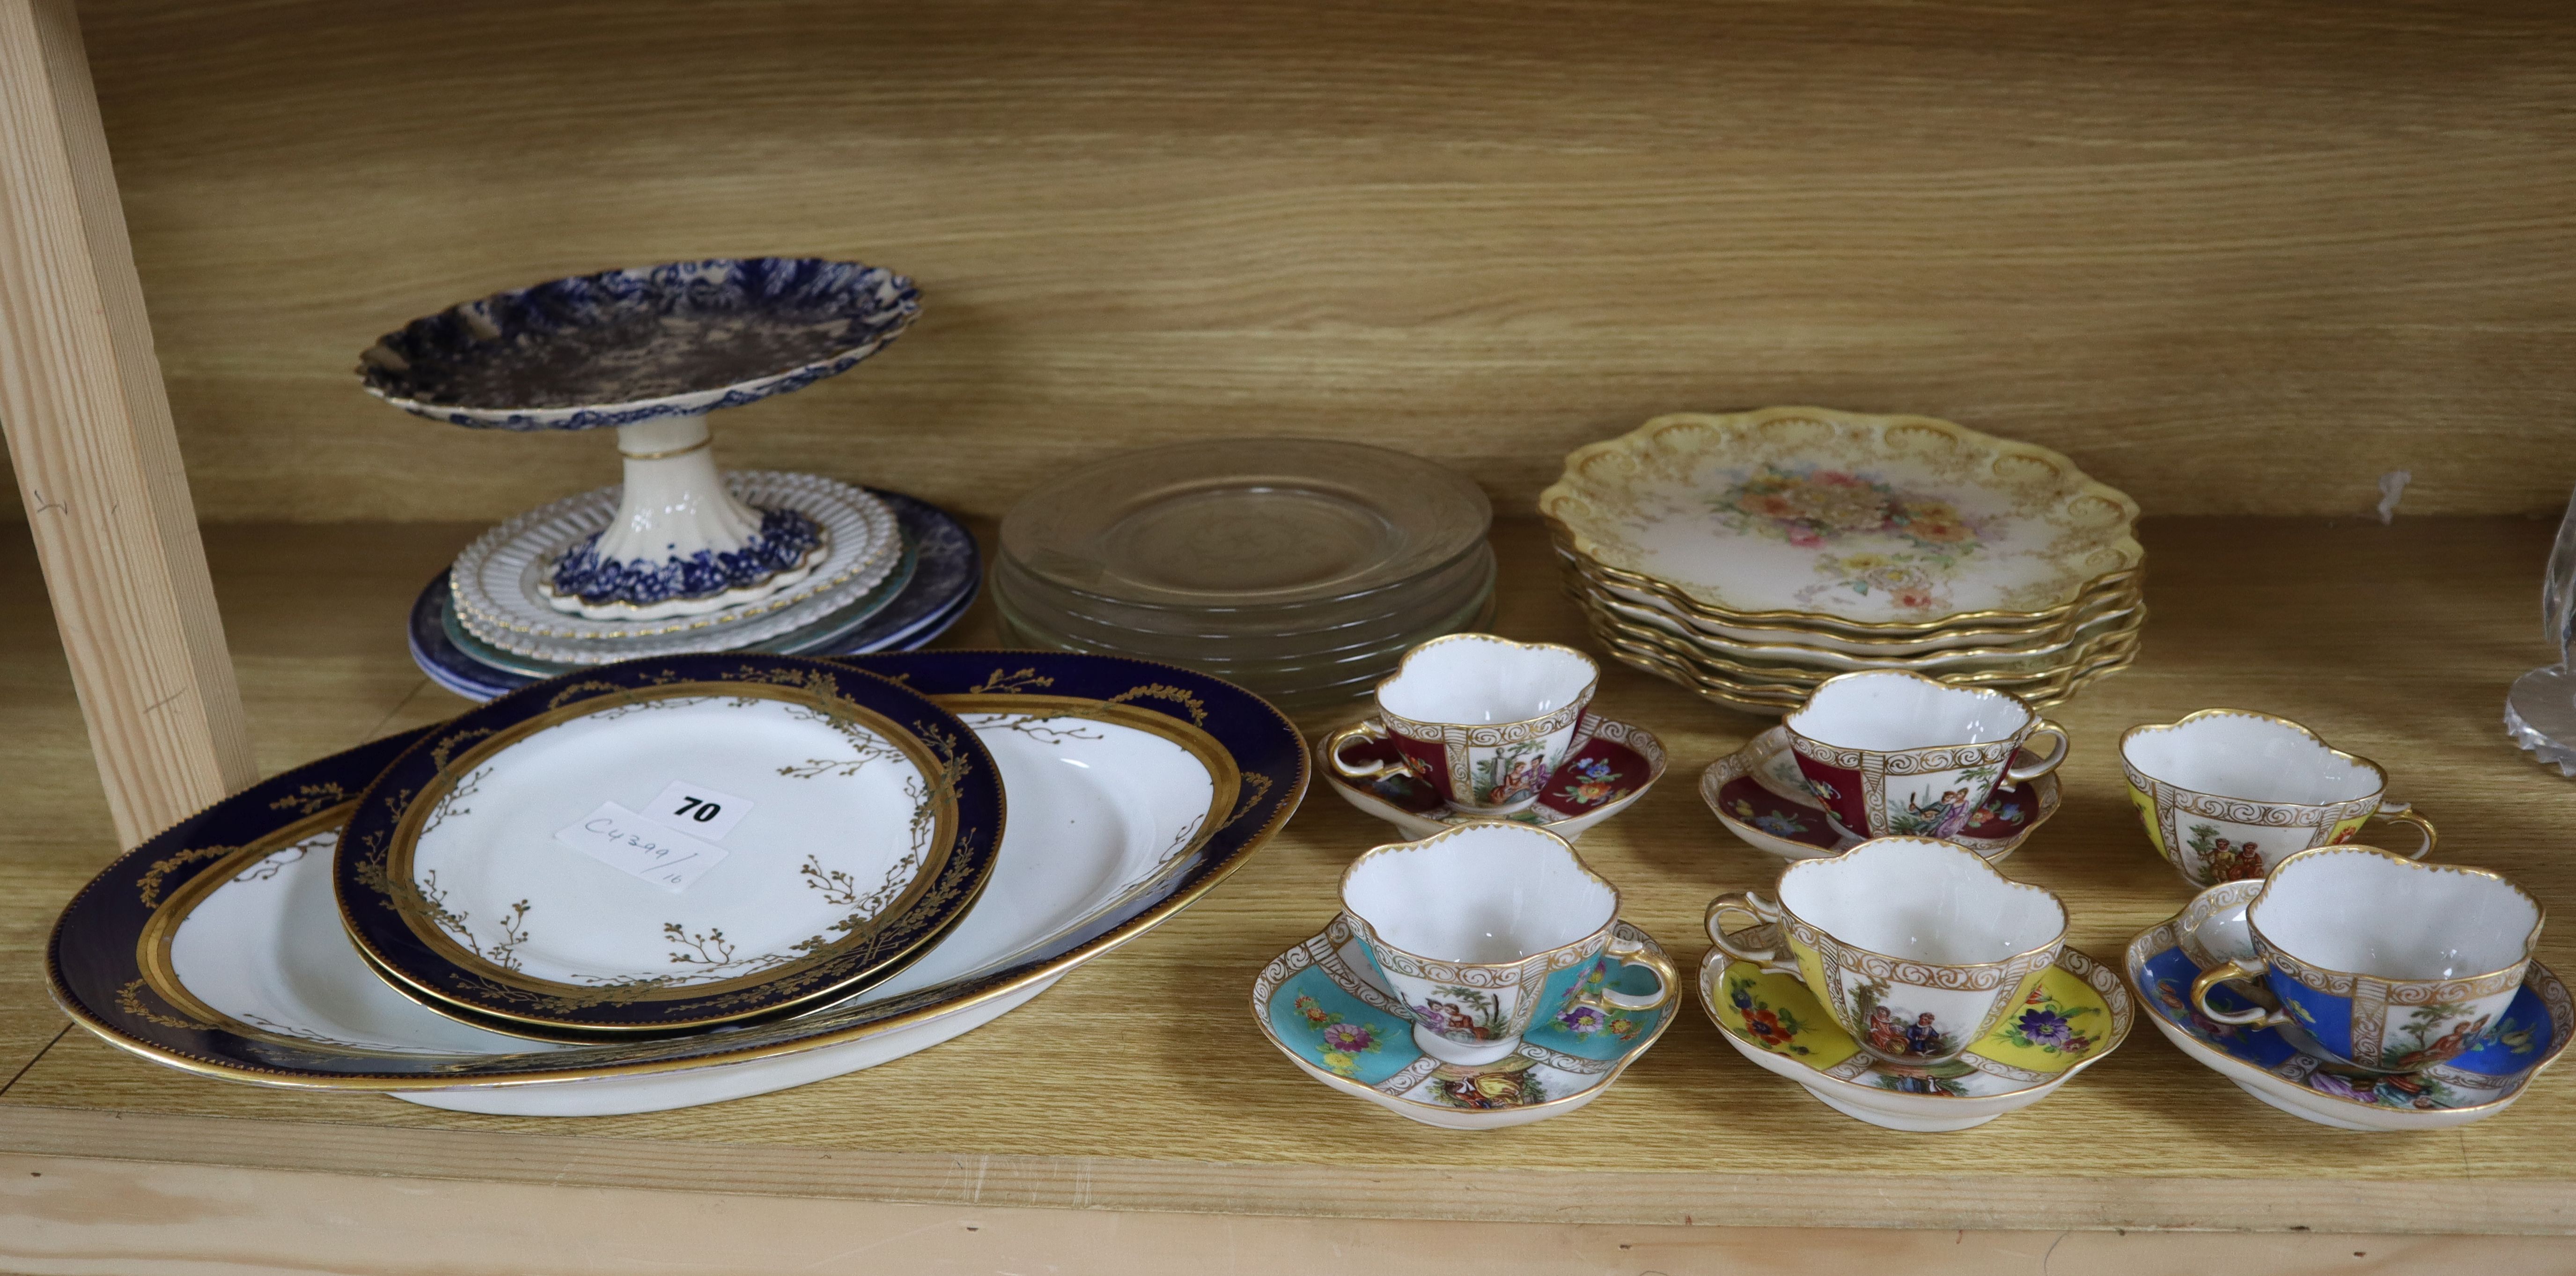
[1538,407,2144,715]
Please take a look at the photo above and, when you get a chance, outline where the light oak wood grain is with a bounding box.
[12,1151,2561,1276]
[0,0,2569,525]
[0,0,252,845]
[4,515,2575,1232]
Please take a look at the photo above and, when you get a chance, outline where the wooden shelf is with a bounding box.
[4,513,2573,1247]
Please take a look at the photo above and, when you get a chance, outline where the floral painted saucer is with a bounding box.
[2127,880,2571,1131]
[1318,714,1665,843]
[1701,923,2129,1131]
[1253,915,1674,1129]
[1698,725,2058,862]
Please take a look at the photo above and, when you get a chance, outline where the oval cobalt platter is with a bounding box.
[48,651,1306,1112]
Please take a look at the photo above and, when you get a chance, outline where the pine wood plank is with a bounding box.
[12,1149,2561,1276]
[0,0,2570,525]
[0,0,252,847]
[2,515,2573,1232]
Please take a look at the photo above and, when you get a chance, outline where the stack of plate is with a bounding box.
[49,650,1308,1115]
[409,481,982,702]
[994,439,1495,714]
[1538,407,2145,714]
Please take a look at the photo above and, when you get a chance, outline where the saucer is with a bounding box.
[1699,725,2059,861]
[1317,714,1666,842]
[1700,924,2129,1131]
[1252,915,1673,1129]
[2126,880,2571,1131]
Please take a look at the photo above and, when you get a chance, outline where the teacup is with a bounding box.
[2192,845,2539,1072]
[1782,670,2068,843]
[2121,709,2436,888]
[1707,836,2068,1066]
[1326,633,1599,815]
[1341,822,1676,1065]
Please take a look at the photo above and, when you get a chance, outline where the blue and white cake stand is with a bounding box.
[361,257,921,626]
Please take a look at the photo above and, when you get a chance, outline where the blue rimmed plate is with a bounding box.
[335,654,1006,1036]
[48,651,1306,1113]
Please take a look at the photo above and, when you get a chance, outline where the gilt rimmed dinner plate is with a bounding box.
[334,654,1005,1035]
[1539,408,2142,627]
[1584,579,2145,675]
[450,471,901,655]
[47,651,1307,1113]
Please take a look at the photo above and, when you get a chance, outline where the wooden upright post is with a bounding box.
[0,0,254,845]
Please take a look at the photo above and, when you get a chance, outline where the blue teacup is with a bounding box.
[2192,846,2540,1072]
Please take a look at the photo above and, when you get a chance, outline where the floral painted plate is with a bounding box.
[1699,726,2059,862]
[1539,408,2142,627]
[1317,714,1665,843]
[1587,578,2145,674]
[1701,923,2129,1131]
[50,651,1307,1114]
[2127,880,2571,1131]
[1253,915,1673,1130]
[336,654,1007,1036]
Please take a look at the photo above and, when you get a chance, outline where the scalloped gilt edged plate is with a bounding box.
[1540,408,2142,627]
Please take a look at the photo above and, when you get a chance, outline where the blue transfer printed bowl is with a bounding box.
[358,257,920,431]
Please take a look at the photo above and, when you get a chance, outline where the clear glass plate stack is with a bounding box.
[996,439,1494,714]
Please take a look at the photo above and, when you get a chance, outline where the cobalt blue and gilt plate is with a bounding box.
[49,652,1304,1107]
[2127,879,2571,1130]
[334,654,1006,1037]
[1253,914,1673,1129]
[359,257,920,431]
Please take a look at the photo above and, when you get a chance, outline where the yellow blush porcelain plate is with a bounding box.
[1540,408,2142,627]
[1700,923,2129,1131]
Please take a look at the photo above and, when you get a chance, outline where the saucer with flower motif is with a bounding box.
[2127,880,2571,1132]
[1701,923,2128,1131]
[1318,714,1665,843]
[1700,725,2057,862]
[1253,915,1673,1130]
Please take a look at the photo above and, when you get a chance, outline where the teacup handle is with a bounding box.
[2190,956,2292,1028]
[2004,718,2070,786]
[1323,719,1408,782]
[1581,934,1680,1012]
[2363,800,2437,860]
[1704,891,1801,977]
